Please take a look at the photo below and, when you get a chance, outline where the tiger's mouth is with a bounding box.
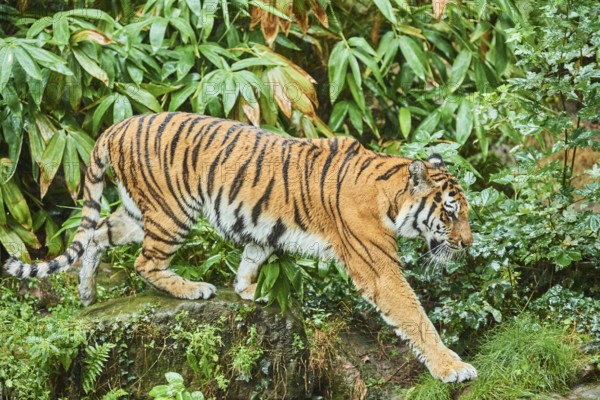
[428,239,462,263]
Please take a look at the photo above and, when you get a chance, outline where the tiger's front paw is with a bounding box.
[428,357,477,383]
[189,282,217,300]
[235,282,269,303]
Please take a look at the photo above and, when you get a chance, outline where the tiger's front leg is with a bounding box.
[339,234,477,383]
[234,243,273,301]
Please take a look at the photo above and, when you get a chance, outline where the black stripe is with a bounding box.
[376,164,405,181]
[293,200,308,231]
[106,218,115,246]
[267,219,287,247]
[72,241,84,257]
[232,202,246,234]
[319,138,339,210]
[168,116,195,165]
[354,156,375,183]
[252,177,275,224]
[252,140,269,187]
[48,259,60,273]
[206,151,223,197]
[83,200,101,212]
[80,216,98,229]
[412,197,427,233]
[144,228,184,246]
[282,142,292,203]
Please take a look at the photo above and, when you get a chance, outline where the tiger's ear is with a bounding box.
[427,153,445,168]
[409,160,434,194]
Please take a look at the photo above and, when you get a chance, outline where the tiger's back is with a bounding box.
[105,112,395,259]
[5,112,478,384]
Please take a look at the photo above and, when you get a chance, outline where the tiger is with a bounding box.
[5,112,477,383]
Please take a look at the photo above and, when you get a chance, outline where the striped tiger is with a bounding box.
[5,112,476,383]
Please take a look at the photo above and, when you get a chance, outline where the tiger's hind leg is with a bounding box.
[135,215,216,300]
[234,243,273,301]
[79,207,144,305]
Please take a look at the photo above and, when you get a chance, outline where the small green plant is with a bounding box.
[148,372,205,400]
[82,342,116,394]
[231,326,264,382]
[175,323,229,391]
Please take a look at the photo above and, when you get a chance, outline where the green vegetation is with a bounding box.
[409,314,586,399]
[0,0,598,397]
[149,372,205,400]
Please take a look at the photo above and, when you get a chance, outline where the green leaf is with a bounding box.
[21,43,73,75]
[13,46,41,80]
[449,50,471,92]
[169,84,196,112]
[39,130,67,198]
[2,108,24,183]
[0,47,14,92]
[398,36,428,81]
[348,54,361,90]
[455,98,474,145]
[347,103,363,133]
[53,16,70,45]
[329,101,350,131]
[373,0,398,24]
[1,179,32,229]
[346,71,365,111]
[113,94,132,123]
[222,75,238,115]
[119,83,163,112]
[150,17,169,53]
[494,31,507,74]
[261,263,280,293]
[231,57,280,71]
[27,16,54,38]
[328,42,349,103]
[72,48,108,85]
[0,224,29,261]
[93,94,115,133]
[415,110,440,136]
[67,127,95,164]
[399,107,411,138]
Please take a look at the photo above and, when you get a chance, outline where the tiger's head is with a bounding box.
[396,154,473,263]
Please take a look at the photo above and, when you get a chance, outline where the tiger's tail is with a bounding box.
[4,133,111,279]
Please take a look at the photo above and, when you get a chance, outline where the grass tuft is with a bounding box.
[409,314,584,399]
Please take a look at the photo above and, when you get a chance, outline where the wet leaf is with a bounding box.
[39,130,66,199]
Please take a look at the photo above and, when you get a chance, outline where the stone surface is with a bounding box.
[61,289,311,399]
[550,382,600,400]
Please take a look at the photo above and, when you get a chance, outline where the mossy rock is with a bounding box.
[59,289,311,399]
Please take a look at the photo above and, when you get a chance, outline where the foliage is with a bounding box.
[530,285,600,340]
[83,342,116,393]
[0,275,114,399]
[230,325,264,382]
[0,0,598,392]
[171,319,229,391]
[148,372,205,400]
[409,314,585,399]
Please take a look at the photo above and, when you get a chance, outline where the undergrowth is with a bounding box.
[408,314,586,400]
